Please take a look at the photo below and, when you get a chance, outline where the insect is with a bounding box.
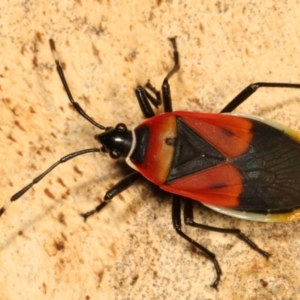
[2,38,300,288]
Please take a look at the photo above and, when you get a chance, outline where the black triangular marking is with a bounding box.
[166,117,226,182]
[173,130,199,167]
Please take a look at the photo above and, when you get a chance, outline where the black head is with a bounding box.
[95,123,133,159]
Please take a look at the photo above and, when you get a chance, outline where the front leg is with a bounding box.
[134,37,180,118]
[81,172,142,221]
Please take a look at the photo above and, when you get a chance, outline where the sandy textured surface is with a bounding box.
[1,1,300,299]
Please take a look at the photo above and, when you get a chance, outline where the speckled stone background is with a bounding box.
[1,1,300,299]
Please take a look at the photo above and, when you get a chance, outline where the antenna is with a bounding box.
[1,39,106,217]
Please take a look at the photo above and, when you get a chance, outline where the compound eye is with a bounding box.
[116,123,127,132]
[109,149,120,159]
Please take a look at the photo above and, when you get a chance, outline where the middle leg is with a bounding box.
[134,37,180,117]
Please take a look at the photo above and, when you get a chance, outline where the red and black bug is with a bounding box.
[2,38,300,288]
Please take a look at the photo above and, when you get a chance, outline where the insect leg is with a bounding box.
[81,171,142,221]
[134,37,180,117]
[172,195,222,289]
[162,37,180,113]
[183,199,270,258]
[135,83,160,118]
[221,82,300,112]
